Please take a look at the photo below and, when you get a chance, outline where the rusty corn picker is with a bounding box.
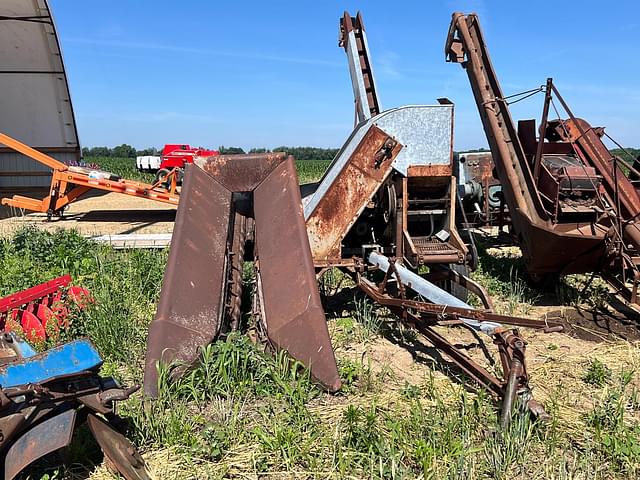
[447,12,640,308]
[143,12,564,427]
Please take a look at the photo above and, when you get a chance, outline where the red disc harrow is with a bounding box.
[0,275,92,342]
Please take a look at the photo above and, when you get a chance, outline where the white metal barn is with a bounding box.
[0,0,80,195]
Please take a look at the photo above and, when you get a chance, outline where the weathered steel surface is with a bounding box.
[145,153,341,395]
[304,106,453,220]
[5,409,76,480]
[88,414,152,480]
[562,117,640,219]
[358,253,555,424]
[306,125,401,262]
[406,164,452,177]
[445,13,616,276]
[0,413,26,451]
[0,339,102,388]
[194,152,287,192]
[339,11,380,122]
[144,164,233,397]
[254,157,341,391]
[0,333,148,477]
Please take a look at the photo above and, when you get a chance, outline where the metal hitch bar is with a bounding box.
[356,252,562,426]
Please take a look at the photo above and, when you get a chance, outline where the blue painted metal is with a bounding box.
[0,339,102,388]
[8,332,36,358]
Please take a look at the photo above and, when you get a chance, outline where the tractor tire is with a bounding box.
[154,168,170,185]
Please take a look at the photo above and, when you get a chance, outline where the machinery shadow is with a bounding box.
[474,235,640,340]
[323,285,495,396]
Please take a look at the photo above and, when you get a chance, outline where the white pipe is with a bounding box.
[368,251,502,335]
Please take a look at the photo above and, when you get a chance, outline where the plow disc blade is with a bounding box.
[88,414,152,480]
[0,275,92,341]
[5,409,76,480]
[11,310,46,342]
[144,165,233,397]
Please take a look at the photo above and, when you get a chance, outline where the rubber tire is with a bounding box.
[154,168,170,185]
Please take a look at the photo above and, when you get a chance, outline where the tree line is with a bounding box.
[83,144,640,162]
[82,144,340,161]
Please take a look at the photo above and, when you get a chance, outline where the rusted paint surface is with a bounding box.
[254,157,341,391]
[406,164,452,177]
[446,13,616,277]
[5,409,76,480]
[306,125,402,261]
[562,117,640,219]
[144,164,233,398]
[459,152,495,186]
[194,152,287,192]
[145,154,341,396]
[0,413,25,450]
[88,414,152,480]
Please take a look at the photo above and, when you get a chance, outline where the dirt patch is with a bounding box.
[0,190,176,237]
[548,306,640,342]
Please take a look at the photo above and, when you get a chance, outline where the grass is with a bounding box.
[1,228,638,478]
[87,157,332,185]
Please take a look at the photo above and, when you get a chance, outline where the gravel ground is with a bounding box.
[0,190,176,237]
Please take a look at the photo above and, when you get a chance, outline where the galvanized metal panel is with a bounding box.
[254,157,341,391]
[345,30,372,123]
[0,0,80,189]
[144,164,233,398]
[305,125,402,261]
[374,105,453,175]
[304,105,453,219]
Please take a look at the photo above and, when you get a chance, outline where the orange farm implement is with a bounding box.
[0,132,180,219]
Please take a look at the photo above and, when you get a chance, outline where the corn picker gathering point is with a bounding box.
[144,153,341,397]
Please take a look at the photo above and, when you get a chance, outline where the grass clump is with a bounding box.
[0,227,166,366]
[470,243,539,315]
[584,372,640,474]
[583,358,613,387]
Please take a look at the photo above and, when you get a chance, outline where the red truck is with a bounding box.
[136,144,219,183]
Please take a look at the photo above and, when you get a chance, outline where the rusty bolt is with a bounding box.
[384,138,397,150]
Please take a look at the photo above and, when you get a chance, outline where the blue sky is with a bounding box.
[51,0,639,151]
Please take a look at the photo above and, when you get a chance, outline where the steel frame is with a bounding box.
[354,258,561,425]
